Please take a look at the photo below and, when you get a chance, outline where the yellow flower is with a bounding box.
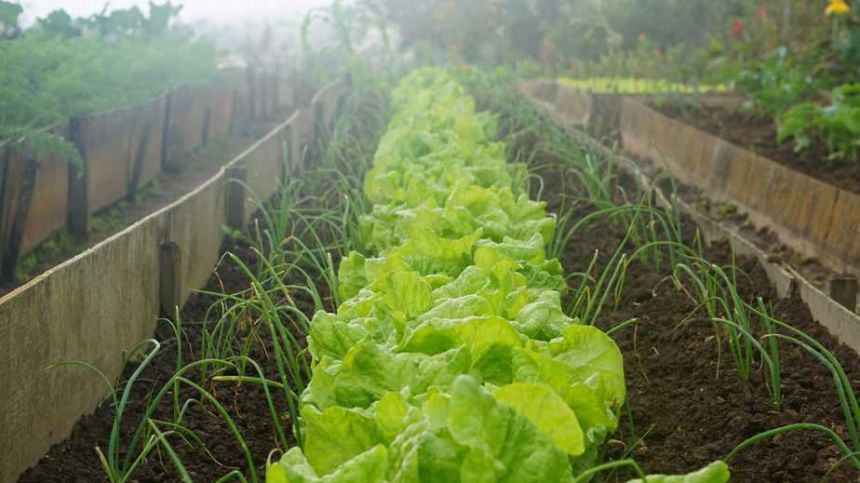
[826,0,851,16]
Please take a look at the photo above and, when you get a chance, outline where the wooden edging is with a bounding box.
[519,80,744,139]
[618,97,860,280]
[521,88,860,356]
[521,80,860,280]
[0,75,346,482]
[0,123,71,280]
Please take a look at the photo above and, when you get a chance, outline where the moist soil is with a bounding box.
[654,103,860,196]
[632,149,851,312]
[18,236,325,483]
[530,146,860,481]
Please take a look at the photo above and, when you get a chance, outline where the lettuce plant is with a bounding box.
[267,68,728,483]
[263,68,623,481]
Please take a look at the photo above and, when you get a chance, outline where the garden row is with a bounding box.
[266,69,728,482]
[0,75,349,483]
[520,80,860,300]
[467,69,860,480]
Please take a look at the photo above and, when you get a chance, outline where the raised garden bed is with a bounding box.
[12,75,366,482]
[0,77,355,482]
[490,81,860,480]
[0,134,259,299]
[653,103,860,196]
[528,140,860,482]
[520,80,860,286]
[17,237,315,483]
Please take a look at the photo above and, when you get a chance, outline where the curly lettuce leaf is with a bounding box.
[627,461,731,483]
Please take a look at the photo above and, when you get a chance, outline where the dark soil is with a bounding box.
[529,141,860,481]
[18,235,325,483]
[654,103,860,196]
[15,95,378,482]
[601,240,859,482]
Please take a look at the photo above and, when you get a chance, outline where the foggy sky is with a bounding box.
[18,0,331,23]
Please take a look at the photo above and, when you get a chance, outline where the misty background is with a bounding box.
[17,0,330,24]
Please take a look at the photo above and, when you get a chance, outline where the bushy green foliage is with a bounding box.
[735,47,823,116]
[0,1,22,31]
[0,125,84,173]
[267,68,628,482]
[0,3,220,162]
[0,33,218,127]
[778,83,860,161]
[734,44,859,163]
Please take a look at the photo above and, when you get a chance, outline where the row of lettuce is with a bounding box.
[266,68,729,482]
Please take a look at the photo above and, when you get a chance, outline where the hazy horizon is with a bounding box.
[17,0,331,24]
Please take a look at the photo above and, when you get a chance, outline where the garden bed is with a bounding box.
[519,120,860,481]
[17,238,320,483]
[13,80,372,483]
[550,197,858,482]
[653,103,860,196]
[520,80,860,285]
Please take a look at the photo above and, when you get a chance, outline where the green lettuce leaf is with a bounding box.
[267,445,389,483]
[493,382,585,456]
[627,461,731,483]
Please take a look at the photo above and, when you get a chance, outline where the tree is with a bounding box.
[0,1,23,38]
[39,10,81,38]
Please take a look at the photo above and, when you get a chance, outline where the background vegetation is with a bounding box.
[358,0,858,162]
[0,1,221,155]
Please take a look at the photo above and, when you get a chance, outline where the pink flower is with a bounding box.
[732,18,745,39]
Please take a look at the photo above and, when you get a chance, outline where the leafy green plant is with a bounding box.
[574,459,730,483]
[735,46,822,116]
[0,4,221,156]
[267,68,628,481]
[778,82,860,161]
